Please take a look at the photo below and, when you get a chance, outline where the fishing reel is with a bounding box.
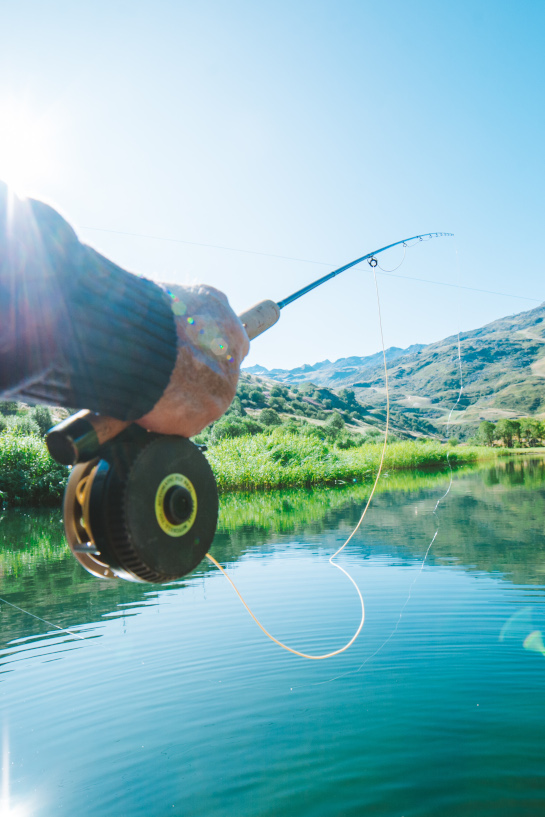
[48,417,218,583]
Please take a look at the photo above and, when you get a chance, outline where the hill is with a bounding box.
[246,302,545,439]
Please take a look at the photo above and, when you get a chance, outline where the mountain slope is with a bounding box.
[246,303,545,439]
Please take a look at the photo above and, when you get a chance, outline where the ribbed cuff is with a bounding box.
[1,184,178,420]
[23,251,178,420]
[65,248,178,419]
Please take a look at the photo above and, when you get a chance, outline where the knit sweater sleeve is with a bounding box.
[0,182,178,421]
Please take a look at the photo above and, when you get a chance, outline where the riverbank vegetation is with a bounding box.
[0,394,542,505]
[206,431,493,492]
[475,418,545,448]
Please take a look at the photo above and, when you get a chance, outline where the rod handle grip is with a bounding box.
[238,299,281,340]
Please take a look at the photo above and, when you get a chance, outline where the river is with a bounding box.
[1,457,544,816]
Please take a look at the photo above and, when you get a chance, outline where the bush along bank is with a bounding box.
[206,431,495,492]
[0,433,69,506]
[0,427,499,506]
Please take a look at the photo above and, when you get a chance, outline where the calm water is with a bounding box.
[1,458,545,816]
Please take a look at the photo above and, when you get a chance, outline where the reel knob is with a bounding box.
[63,432,218,583]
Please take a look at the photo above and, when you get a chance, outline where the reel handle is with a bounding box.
[46,410,130,466]
[46,300,281,465]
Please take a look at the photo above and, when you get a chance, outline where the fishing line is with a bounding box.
[355,330,465,670]
[311,248,467,685]
[0,596,87,641]
[80,224,542,303]
[204,265,390,659]
[377,244,407,272]
[80,226,332,267]
[374,270,541,303]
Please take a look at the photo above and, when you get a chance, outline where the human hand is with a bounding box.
[136,283,249,437]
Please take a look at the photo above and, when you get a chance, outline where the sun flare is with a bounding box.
[0,101,57,195]
[2,725,37,817]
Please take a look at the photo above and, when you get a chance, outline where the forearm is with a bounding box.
[0,182,178,420]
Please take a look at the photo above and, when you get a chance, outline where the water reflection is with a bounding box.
[1,458,544,650]
[1,456,545,817]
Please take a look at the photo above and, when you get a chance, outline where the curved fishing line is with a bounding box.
[312,248,467,686]
[377,244,407,272]
[357,330,464,668]
[204,266,390,660]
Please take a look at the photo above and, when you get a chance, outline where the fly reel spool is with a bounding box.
[62,429,218,583]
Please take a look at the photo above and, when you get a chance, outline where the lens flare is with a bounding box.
[523,630,545,657]
[500,607,545,659]
[0,99,58,194]
[1,724,37,816]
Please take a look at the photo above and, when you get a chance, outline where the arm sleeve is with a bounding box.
[0,182,178,421]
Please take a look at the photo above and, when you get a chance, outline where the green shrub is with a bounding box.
[0,433,68,505]
[260,408,282,426]
[31,405,54,436]
[241,418,264,435]
[0,401,19,415]
[326,412,345,431]
[210,418,247,442]
[226,396,246,417]
[249,389,265,405]
[3,415,41,436]
[335,433,361,450]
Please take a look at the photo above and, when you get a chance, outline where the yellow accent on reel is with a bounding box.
[154,473,198,537]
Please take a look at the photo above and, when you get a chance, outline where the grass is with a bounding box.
[0,427,535,506]
[207,429,498,492]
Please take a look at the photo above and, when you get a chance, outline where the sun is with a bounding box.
[0,100,57,195]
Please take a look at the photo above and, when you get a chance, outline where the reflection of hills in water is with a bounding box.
[0,458,544,648]
[215,458,545,588]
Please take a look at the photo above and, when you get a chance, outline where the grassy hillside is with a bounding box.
[195,372,440,444]
[246,303,545,440]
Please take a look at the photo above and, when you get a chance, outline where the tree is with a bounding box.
[249,389,264,405]
[519,417,543,447]
[339,388,356,404]
[326,411,345,431]
[321,411,345,440]
[260,408,282,426]
[227,396,246,417]
[495,418,517,448]
[269,397,286,411]
[478,420,496,446]
[241,418,264,435]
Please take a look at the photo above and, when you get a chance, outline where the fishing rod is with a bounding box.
[46,231,453,584]
[238,232,453,339]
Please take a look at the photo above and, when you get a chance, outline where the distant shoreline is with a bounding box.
[0,432,542,507]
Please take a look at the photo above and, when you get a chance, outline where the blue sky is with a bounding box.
[1,0,544,369]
